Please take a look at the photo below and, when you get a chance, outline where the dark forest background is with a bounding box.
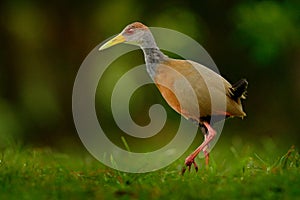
[1,0,299,151]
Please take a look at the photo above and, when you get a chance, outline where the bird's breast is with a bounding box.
[154,71,182,115]
[153,60,201,119]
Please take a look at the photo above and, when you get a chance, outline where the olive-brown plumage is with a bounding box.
[99,22,248,174]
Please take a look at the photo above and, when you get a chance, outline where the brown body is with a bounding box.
[154,59,246,123]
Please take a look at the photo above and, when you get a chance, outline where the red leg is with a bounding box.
[200,125,210,166]
[203,134,210,166]
[204,151,209,166]
[182,122,216,174]
[203,149,209,166]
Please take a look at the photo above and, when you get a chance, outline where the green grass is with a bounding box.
[0,141,299,200]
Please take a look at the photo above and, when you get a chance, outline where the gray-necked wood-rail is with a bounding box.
[99,22,248,174]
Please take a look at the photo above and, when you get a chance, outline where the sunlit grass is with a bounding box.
[0,140,299,199]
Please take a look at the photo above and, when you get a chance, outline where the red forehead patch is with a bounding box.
[124,22,148,34]
[128,22,148,30]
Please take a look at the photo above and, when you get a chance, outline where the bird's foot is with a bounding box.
[181,156,198,175]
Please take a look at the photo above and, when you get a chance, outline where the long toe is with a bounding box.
[194,161,198,172]
[181,166,187,175]
[182,156,198,175]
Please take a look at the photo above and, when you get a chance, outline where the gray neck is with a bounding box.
[139,31,167,79]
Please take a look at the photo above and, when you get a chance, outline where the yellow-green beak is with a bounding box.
[98,34,126,50]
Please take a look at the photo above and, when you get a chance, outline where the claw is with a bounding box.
[194,162,198,172]
[181,166,187,175]
[182,157,199,175]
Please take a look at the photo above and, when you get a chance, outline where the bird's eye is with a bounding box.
[126,28,134,34]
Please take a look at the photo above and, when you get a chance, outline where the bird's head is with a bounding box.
[99,22,152,50]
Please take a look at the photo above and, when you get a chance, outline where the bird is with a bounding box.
[99,22,248,174]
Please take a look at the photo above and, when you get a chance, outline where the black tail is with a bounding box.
[230,79,248,100]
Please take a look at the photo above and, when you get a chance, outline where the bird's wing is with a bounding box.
[156,59,245,119]
[187,60,246,118]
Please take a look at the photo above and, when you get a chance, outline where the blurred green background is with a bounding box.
[0,0,300,151]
